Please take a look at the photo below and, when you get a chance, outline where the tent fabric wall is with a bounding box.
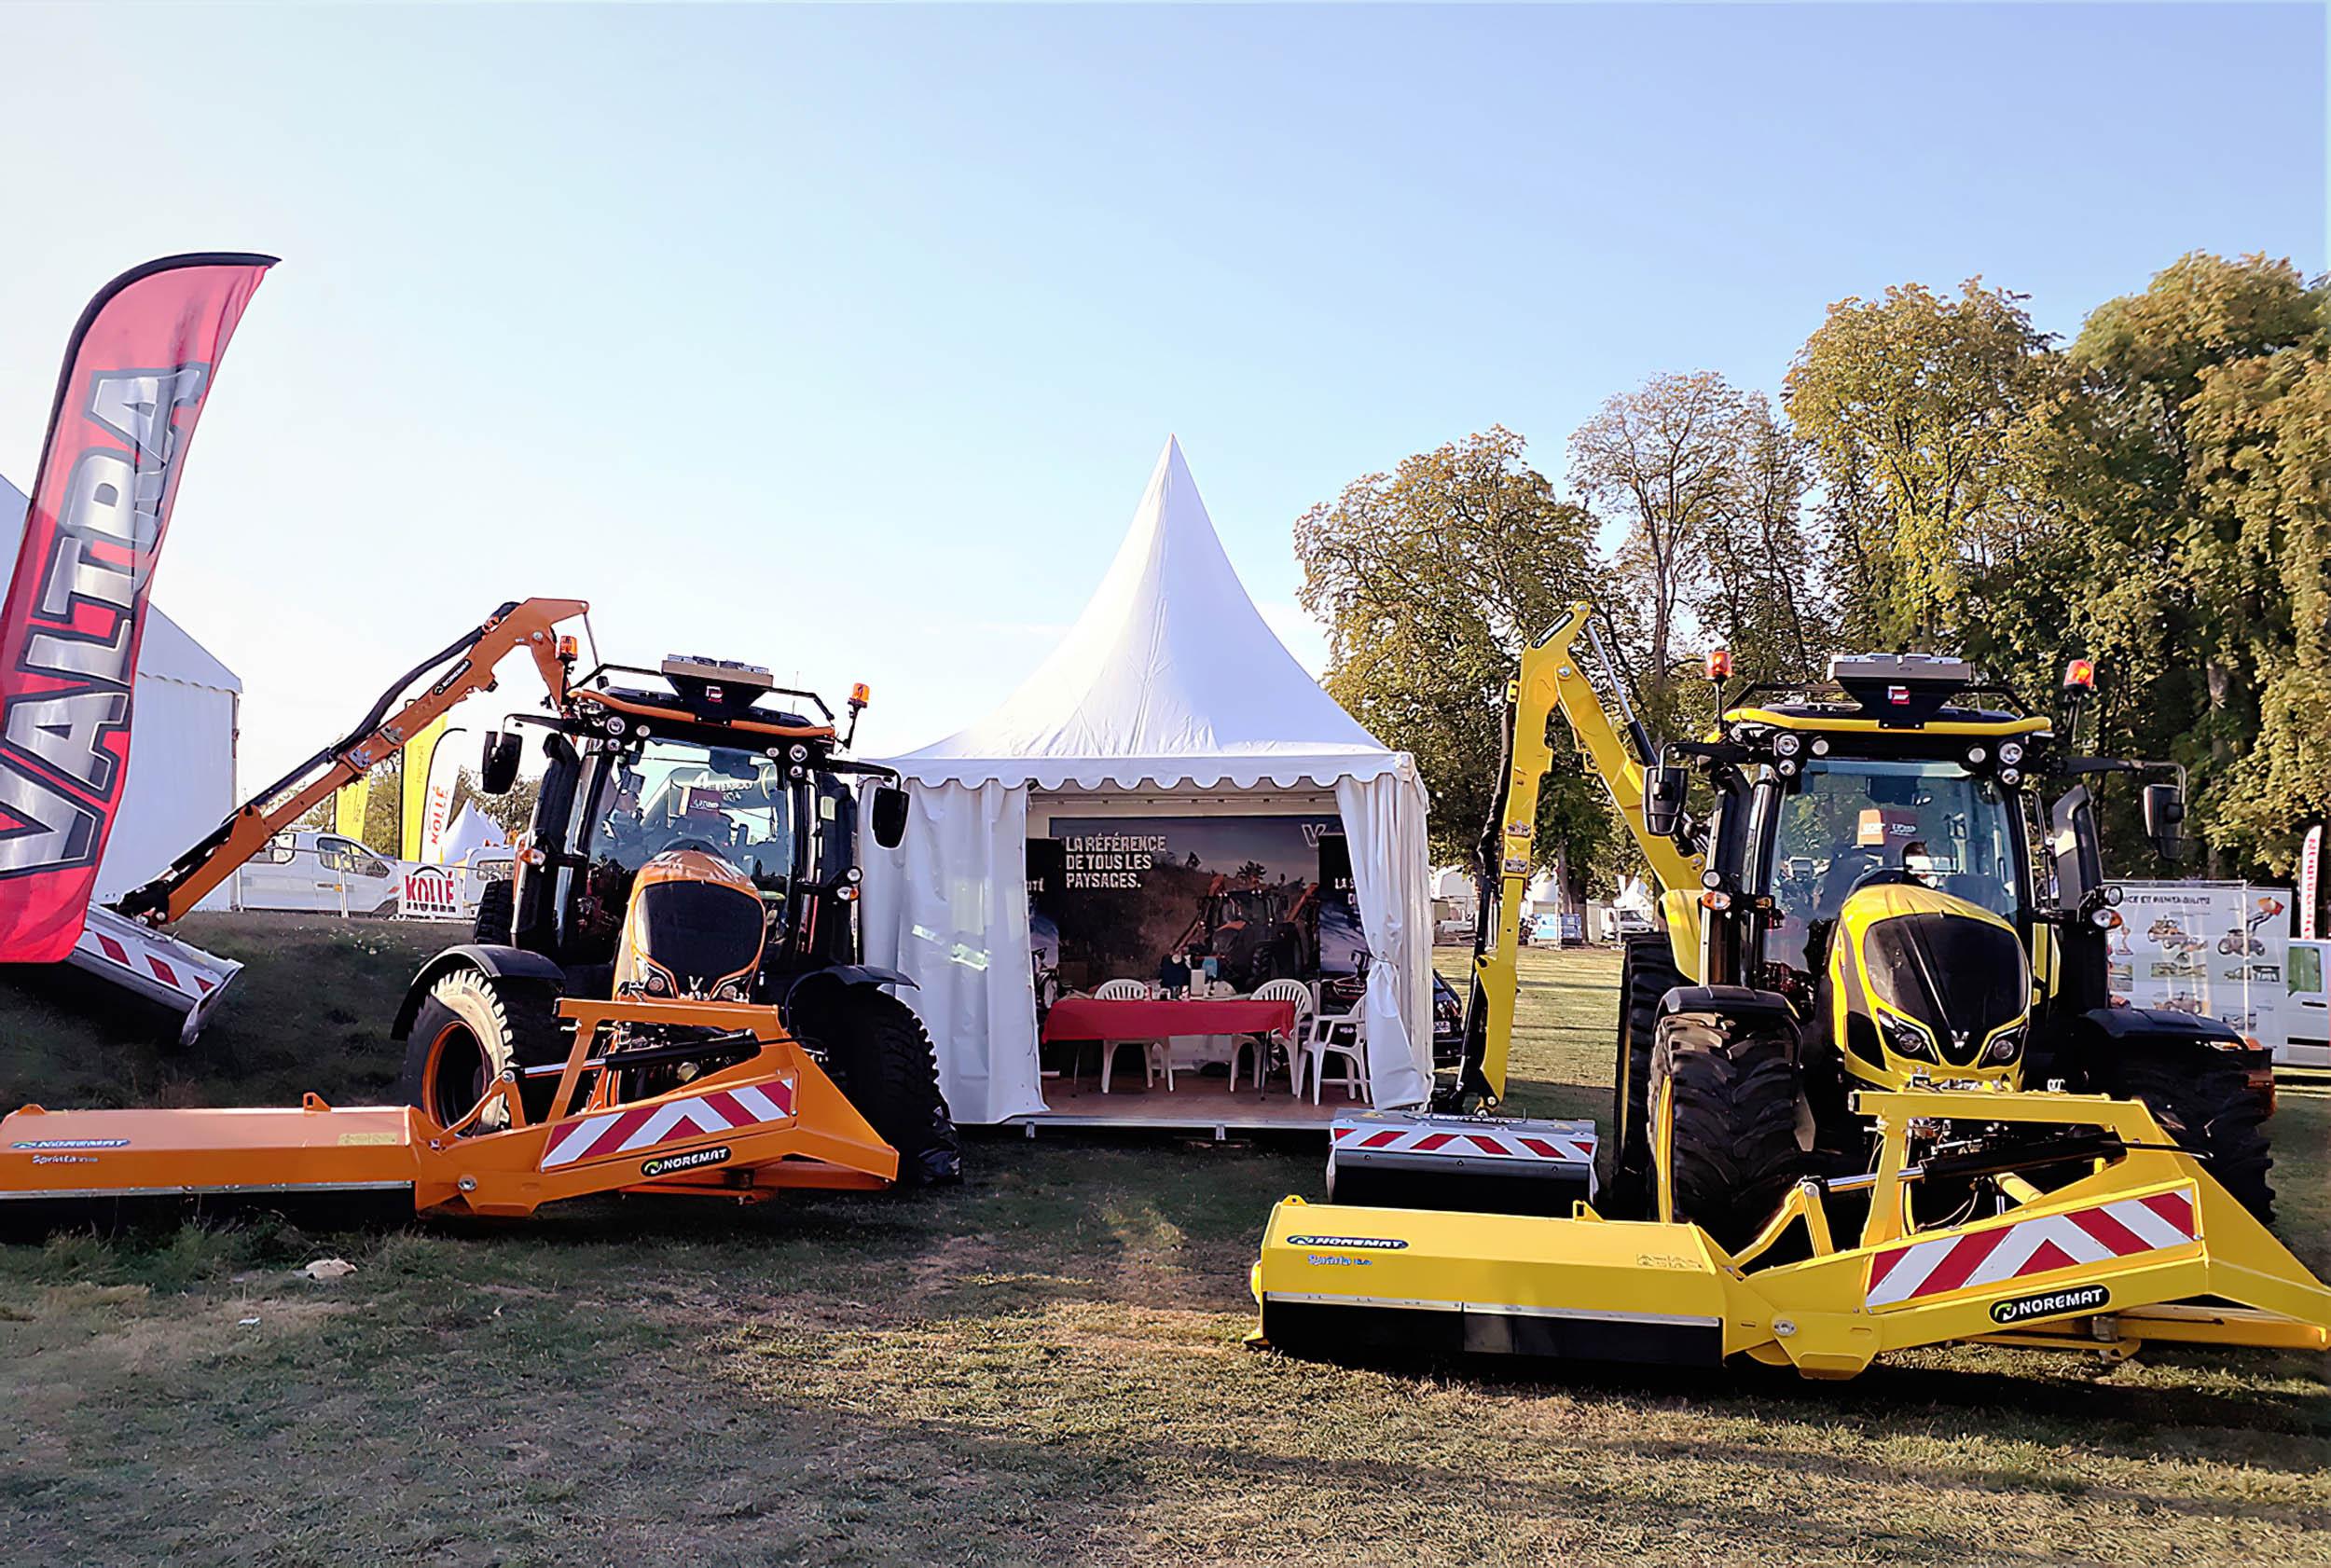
[862,777,1047,1125]
[95,645,240,907]
[1334,769,1434,1107]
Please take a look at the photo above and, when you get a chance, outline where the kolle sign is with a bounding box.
[1028,814,1367,995]
[397,864,467,922]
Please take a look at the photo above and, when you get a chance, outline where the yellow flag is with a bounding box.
[334,774,371,842]
[400,717,449,861]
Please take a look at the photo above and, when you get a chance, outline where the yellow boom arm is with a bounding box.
[115,598,587,926]
[1462,601,1703,1104]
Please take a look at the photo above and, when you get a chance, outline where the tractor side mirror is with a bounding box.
[479,731,522,795]
[2143,781,2186,861]
[869,785,910,850]
[1642,765,1689,840]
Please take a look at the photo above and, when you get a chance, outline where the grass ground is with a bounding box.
[1,918,2326,1565]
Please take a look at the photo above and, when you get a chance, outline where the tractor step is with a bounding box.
[1326,1109,1597,1216]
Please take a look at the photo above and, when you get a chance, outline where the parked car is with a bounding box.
[1610,907,1655,939]
[237,830,399,915]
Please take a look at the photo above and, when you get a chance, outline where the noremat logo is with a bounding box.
[1990,1283,2109,1326]
[641,1146,732,1178]
[1287,1234,1407,1250]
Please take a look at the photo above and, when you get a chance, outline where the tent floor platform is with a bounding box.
[1008,1070,1370,1137]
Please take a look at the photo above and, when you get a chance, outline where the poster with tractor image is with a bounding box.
[2111,881,2290,1054]
[1029,815,1364,996]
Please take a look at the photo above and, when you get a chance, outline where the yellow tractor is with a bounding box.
[1253,605,2327,1379]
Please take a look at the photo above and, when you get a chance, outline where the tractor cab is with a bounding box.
[393,649,961,1186]
[482,653,906,996]
[1706,656,2051,1094]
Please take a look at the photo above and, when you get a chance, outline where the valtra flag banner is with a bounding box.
[0,254,274,961]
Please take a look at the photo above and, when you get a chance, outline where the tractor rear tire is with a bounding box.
[1651,1012,1806,1252]
[398,968,566,1133]
[792,985,962,1187]
[2099,1052,2275,1225]
[1609,932,1685,1216]
[472,877,515,945]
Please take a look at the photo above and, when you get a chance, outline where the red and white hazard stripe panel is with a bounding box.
[89,930,214,997]
[1865,1189,2199,1309]
[1331,1121,1595,1165]
[540,1081,795,1171]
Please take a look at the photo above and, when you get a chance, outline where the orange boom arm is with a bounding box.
[115,597,587,926]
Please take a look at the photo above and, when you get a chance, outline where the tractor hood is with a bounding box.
[1837,883,2030,1070]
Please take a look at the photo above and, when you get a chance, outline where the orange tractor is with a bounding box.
[0,598,958,1231]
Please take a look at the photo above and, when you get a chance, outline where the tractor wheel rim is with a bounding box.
[424,1021,491,1129]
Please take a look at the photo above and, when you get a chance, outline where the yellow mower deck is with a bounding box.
[1255,1086,2331,1380]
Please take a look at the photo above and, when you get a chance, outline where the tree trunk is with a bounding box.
[2205,658,2232,879]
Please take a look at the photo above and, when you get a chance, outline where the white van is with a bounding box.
[2286,938,2329,1068]
[237,830,400,916]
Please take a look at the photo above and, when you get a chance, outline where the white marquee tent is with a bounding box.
[437,800,511,866]
[862,438,1433,1125]
[2,474,241,910]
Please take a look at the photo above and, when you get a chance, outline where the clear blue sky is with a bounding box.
[1,3,2322,789]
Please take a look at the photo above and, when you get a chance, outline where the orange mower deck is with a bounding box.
[0,997,897,1232]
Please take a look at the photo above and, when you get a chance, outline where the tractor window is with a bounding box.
[591,738,796,891]
[1761,758,2023,975]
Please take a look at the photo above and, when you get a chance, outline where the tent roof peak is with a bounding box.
[890,439,1390,789]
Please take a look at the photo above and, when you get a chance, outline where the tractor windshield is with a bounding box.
[588,738,796,892]
[1759,758,2023,976]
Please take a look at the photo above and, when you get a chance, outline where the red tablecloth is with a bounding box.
[1040,996,1298,1045]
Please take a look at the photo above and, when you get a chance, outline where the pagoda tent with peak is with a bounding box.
[862,439,1432,1129]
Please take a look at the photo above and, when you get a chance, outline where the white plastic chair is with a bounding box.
[1301,984,1371,1105]
[1237,978,1315,1090]
[1094,978,1173,1093]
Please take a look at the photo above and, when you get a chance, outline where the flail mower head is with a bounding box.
[1255,1083,2330,1381]
[0,992,900,1237]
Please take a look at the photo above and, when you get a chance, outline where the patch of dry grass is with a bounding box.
[1,945,2325,1565]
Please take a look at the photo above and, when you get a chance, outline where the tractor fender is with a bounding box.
[2077,1004,2244,1047]
[1657,984,1800,1060]
[1658,983,1795,1027]
[392,944,567,1039]
[783,963,919,995]
[770,963,918,1026]
[2065,1003,2267,1086]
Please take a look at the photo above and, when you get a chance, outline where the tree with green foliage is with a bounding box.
[1294,428,1617,903]
[2005,253,2327,874]
[1567,372,1750,726]
[1786,281,2056,650]
[1697,392,1827,685]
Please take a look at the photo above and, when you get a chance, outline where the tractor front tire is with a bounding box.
[2100,1052,2275,1225]
[398,968,566,1133]
[1609,932,1685,1216]
[793,985,962,1187]
[1651,1011,1806,1252]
